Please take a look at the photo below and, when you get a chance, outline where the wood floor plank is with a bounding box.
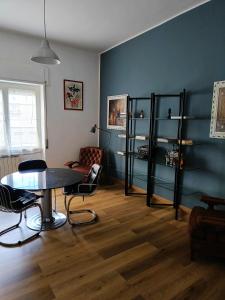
[0,184,225,300]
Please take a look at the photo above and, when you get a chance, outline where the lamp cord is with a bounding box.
[44,0,47,39]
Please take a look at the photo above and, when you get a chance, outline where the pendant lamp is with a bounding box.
[31,0,61,65]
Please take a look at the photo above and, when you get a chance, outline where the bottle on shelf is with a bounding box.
[139,110,144,118]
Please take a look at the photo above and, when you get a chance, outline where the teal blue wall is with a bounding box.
[100,0,225,207]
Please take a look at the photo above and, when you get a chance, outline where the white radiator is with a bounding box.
[0,156,22,179]
[0,151,43,179]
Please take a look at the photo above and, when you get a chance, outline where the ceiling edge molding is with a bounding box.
[100,0,211,54]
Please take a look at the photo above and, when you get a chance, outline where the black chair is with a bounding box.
[18,160,57,212]
[64,164,102,225]
[0,184,43,247]
[18,159,47,171]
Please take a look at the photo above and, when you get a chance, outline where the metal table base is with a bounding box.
[27,211,67,231]
[26,189,67,231]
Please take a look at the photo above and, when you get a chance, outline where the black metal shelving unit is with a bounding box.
[120,90,209,219]
[125,96,152,197]
[149,91,187,219]
[124,91,186,219]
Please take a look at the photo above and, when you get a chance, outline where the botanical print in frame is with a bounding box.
[210,81,225,138]
[64,80,83,110]
[107,94,128,130]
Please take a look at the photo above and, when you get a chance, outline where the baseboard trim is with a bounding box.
[110,177,191,221]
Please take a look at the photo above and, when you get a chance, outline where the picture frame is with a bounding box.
[107,94,128,130]
[64,79,83,110]
[210,80,225,138]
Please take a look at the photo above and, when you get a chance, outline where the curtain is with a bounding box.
[0,82,44,157]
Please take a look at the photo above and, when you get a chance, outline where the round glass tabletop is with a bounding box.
[1,168,84,190]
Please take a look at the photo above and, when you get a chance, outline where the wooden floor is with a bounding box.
[0,184,225,300]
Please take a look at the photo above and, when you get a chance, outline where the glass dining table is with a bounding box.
[1,168,84,231]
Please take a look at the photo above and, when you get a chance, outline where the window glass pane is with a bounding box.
[8,88,39,150]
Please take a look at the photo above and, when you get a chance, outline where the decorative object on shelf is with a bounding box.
[139,110,144,118]
[137,144,149,159]
[107,94,128,130]
[210,80,225,139]
[31,0,61,65]
[165,147,184,169]
[64,80,83,110]
[168,108,172,119]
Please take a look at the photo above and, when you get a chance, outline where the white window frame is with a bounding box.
[0,79,46,157]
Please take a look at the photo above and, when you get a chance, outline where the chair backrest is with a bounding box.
[18,159,47,171]
[79,147,104,167]
[87,164,102,185]
[63,164,102,195]
[0,184,13,211]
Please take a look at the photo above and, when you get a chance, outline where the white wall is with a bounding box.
[0,30,99,167]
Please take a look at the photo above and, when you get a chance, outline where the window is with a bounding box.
[0,80,45,157]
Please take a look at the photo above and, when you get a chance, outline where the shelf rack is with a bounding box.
[148,91,187,219]
[121,90,209,219]
[124,92,187,219]
[125,96,152,198]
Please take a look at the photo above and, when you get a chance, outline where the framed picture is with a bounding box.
[107,94,128,130]
[210,81,225,138]
[64,79,83,110]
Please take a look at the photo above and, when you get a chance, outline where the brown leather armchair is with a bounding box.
[189,195,225,260]
[64,146,104,175]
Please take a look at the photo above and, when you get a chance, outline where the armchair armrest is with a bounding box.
[78,183,97,194]
[200,216,225,230]
[201,195,225,208]
[64,161,79,168]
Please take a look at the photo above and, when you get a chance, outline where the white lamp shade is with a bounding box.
[31,39,61,65]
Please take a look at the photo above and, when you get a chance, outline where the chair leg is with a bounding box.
[0,211,22,237]
[64,195,68,210]
[0,203,43,247]
[67,196,97,226]
[53,189,57,212]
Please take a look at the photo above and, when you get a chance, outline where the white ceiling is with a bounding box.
[0,0,209,53]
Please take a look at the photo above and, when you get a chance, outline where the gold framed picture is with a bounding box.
[64,79,83,110]
[210,81,225,138]
[107,94,128,130]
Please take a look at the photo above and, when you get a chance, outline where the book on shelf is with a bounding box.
[118,134,148,140]
[135,135,149,140]
[118,134,126,138]
[118,134,135,139]
[117,151,126,156]
[157,137,193,145]
[179,139,193,145]
[170,116,191,120]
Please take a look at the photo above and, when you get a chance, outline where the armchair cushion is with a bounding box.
[189,195,225,259]
[1,185,40,210]
[65,147,104,175]
[71,166,90,175]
